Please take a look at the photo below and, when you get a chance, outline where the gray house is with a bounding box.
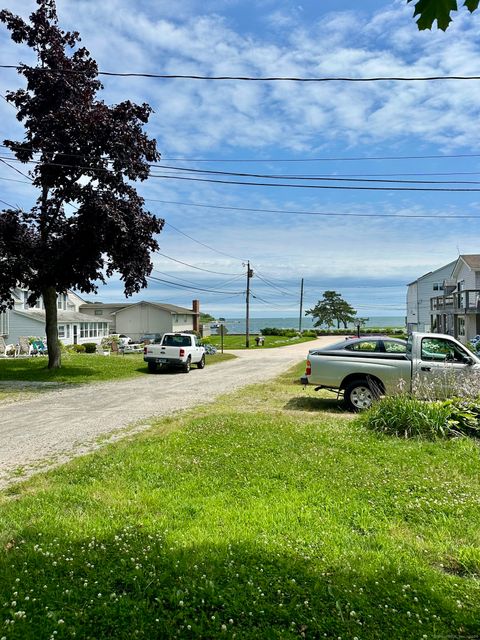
[79,300,200,342]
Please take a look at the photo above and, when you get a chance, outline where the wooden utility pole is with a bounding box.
[246,261,253,348]
[298,277,304,333]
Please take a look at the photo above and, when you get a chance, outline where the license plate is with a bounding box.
[157,358,168,364]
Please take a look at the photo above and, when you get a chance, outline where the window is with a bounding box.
[384,341,407,353]
[0,311,8,336]
[57,293,67,310]
[95,309,103,316]
[421,337,469,363]
[457,317,465,337]
[58,325,70,339]
[433,282,444,291]
[345,340,377,352]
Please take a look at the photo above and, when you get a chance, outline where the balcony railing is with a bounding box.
[431,289,480,312]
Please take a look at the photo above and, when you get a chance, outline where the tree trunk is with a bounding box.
[43,286,61,369]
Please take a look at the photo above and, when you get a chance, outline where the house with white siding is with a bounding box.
[1,290,201,347]
[406,261,456,334]
[0,287,111,346]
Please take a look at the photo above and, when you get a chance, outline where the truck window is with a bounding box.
[384,341,407,353]
[345,340,378,352]
[421,337,468,363]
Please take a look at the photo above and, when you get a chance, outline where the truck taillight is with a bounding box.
[143,346,148,355]
[179,348,185,357]
[306,359,311,376]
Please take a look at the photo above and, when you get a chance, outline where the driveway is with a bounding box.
[0,336,338,488]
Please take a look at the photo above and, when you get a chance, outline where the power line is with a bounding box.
[2,65,480,82]
[148,173,480,192]
[3,151,480,189]
[4,142,480,164]
[145,199,480,220]
[146,274,244,295]
[164,221,245,262]
[155,164,480,185]
[253,271,299,298]
[154,251,242,276]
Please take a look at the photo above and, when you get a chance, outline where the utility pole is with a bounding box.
[245,261,253,348]
[298,277,304,333]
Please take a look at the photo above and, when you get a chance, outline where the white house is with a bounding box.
[0,287,111,346]
[1,290,202,347]
[406,261,456,333]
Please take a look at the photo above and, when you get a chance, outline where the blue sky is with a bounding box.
[1,0,480,318]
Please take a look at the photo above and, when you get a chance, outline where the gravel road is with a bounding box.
[0,336,338,488]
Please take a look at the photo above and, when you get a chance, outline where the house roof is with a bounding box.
[14,309,112,323]
[459,254,480,270]
[114,301,197,316]
[406,260,456,286]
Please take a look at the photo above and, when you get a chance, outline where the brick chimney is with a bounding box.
[192,299,200,332]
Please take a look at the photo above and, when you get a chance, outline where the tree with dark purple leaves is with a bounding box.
[0,0,164,369]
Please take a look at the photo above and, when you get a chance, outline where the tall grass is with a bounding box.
[358,394,453,439]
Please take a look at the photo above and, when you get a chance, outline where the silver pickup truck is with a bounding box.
[301,332,480,411]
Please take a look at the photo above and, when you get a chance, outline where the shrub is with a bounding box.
[443,398,480,438]
[358,394,453,439]
[83,342,97,353]
[70,344,86,353]
[261,327,298,337]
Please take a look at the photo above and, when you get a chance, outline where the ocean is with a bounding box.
[211,316,405,334]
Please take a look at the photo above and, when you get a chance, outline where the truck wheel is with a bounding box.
[183,357,191,373]
[344,380,377,412]
[197,355,205,369]
[148,362,158,373]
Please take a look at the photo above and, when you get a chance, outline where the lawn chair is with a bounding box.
[0,336,9,358]
[31,339,47,355]
[16,336,32,357]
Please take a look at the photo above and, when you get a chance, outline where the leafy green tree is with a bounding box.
[0,0,163,369]
[408,0,479,30]
[306,291,357,329]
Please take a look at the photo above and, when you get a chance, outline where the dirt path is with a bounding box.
[0,336,337,488]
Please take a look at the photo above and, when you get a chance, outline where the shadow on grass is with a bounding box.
[0,528,474,640]
[284,395,349,414]
[0,360,97,381]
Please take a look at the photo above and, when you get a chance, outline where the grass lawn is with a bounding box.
[205,334,317,349]
[0,351,235,385]
[0,365,479,638]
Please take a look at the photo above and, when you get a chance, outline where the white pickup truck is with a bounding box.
[301,332,480,411]
[143,333,205,373]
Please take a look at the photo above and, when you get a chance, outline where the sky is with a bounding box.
[1,0,480,318]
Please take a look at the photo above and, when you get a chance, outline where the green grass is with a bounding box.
[0,364,479,638]
[205,334,317,349]
[0,351,235,385]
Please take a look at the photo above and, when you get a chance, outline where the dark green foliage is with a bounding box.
[82,342,97,353]
[306,291,356,329]
[407,0,479,30]
[359,394,480,439]
[0,0,163,369]
[260,327,298,337]
[443,398,480,437]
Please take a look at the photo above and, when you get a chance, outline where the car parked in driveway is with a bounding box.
[140,333,163,344]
